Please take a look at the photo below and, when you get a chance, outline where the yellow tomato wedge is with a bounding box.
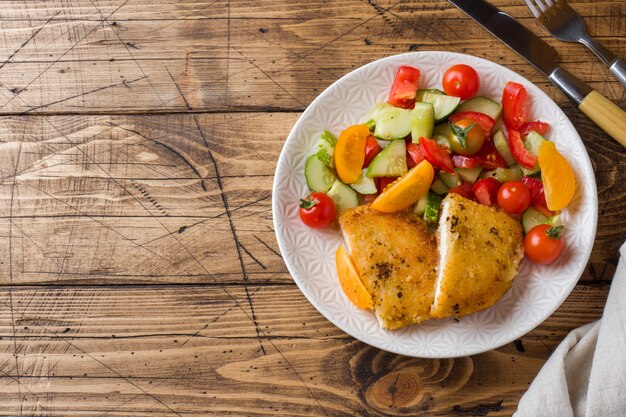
[370,160,434,212]
[538,141,575,211]
[335,245,372,310]
[335,124,369,184]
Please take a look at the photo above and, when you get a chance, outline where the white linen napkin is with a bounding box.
[514,242,626,417]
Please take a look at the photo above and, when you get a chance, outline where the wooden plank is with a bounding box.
[0,1,622,114]
[0,112,622,285]
[0,283,608,416]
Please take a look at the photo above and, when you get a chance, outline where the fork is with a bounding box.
[525,0,626,89]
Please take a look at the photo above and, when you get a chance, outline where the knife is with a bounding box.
[448,0,626,148]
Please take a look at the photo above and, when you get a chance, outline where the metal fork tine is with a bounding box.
[525,0,541,18]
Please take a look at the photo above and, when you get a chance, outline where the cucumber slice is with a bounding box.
[434,134,451,150]
[480,165,522,183]
[315,130,337,168]
[366,139,407,178]
[456,96,502,120]
[366,102,390,124]
[546,213,562,227]
[327,180,359,212]
[433,122,451,137]
[439,170,461,188]
[365,118,376,132]
[410,102,435,143]
[521,131,546,175]
[456,166,482,183]
[430,177,449,195]
[423,192,441,224]
[413,191,429,216]
[415,88,444,102]
[305,154,337,192]
[522,207,548,234]
[374,106,412,140]
[493,129,516,166]
[349,169,377,195]
[422,92,461,123]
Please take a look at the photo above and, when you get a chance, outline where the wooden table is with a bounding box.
[0,1,623,415]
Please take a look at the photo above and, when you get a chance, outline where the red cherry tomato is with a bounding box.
[520,121,549,136]
[497,180,531,214]
[520,176,554,217]
[472,178,501,206]
[299,192,336,229]
[442,64,480,100]
[448,111,496,137]
[363,135,382,168]
[388,65,421,109]
[524,224,565,264]
[448,182,475,201]
[508,129,537,169]
[419,137,454,173]
[475,139,507,170]
[502,82,528,130]
[406,142,425,169]
[452,154,481,169]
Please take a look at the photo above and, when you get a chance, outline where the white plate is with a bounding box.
[272,52,597,358]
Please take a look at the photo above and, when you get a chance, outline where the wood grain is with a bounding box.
[0,284,609,417]
[0,1,622,114]
[0,1,623,416]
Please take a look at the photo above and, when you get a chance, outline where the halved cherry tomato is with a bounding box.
[475,139,506,170]
[520,121,549,136]
[448,111,496,137]
[335,124,370,183]
[377,177,397,194]
[448,119,485,156]
[363,135,382,168]
[336,245,372,309]
[448,182,475,201]
[299,192,336,229]
[538,141,575,211]
[452,154,481,169]
[524,224,565,265]
[388,65,420,109]
[520,176,553,217]
[508,129,537,169]
[419,137,454,173]
[442,64,480,100]
[497,180,531,214]
[406,142,425,169]
[371,160,435,212]
[502,82,528,130]
[472,178,501,206]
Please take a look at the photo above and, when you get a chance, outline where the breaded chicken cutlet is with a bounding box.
[338,205,438,329]
[337,194,525,329]
[431,193,524,318]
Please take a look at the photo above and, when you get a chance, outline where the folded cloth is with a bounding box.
[514,243,626,417]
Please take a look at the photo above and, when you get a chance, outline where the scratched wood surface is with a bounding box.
[0,1,623,416]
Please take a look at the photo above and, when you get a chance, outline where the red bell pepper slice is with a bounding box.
[520,121,549,136]
[363,135,382,168]
[502,82,528,130]
[448,182,475,201]
[448,111,496,137]
[376,177,397,194]
[472,178,501,206]
[387,65,420,109]
[475,139,506,170]
[452,154,481,169]
[508,129,537,169]
[419,137,454,173]
[406,142,425,169]
[520,176,554,216]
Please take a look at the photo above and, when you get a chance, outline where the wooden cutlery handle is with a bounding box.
[578,90,626,148]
